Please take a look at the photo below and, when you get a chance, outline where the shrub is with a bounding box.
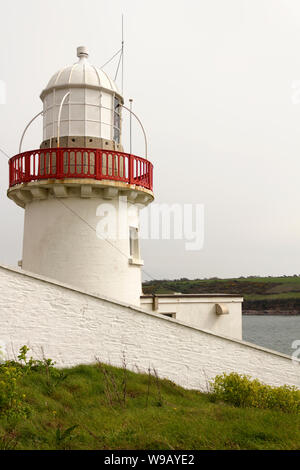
[0,364,29,418]
[0,345,66,419]
[210,372,300,413]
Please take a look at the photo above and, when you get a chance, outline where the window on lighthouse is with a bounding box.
[113,97,121,144]
[129,226,139,260]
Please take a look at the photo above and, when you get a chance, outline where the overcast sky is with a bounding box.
[1,0,300,281]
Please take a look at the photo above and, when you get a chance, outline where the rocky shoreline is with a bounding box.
[243,298,300,315]
[243,309,300,315]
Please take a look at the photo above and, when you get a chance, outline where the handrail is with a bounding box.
[57,92,70,148]
[19,111,43,153]
[9,148,153,192]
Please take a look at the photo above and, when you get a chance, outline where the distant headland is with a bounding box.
[142,275,300,315]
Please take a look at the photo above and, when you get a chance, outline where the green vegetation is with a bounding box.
[210,372,300,413]
[142,275,300,313]
[0,347,299,450]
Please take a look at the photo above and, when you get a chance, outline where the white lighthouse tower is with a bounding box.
[7,47,154,306]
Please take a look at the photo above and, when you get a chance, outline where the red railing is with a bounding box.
[9,148,153,191]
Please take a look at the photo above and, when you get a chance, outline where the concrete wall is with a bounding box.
[141,295,243,340]
[0,264,299,390]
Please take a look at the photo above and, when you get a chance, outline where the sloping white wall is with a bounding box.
[0,264,299,390]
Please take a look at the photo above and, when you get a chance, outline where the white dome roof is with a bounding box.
[40,46,122,100]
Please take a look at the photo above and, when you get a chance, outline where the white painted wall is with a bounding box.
[22,196,142,306]
[141,295,243,340]
[0,264,299,390]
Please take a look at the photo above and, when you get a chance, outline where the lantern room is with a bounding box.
[40,46,124,151]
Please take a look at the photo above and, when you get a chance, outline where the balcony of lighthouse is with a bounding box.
[7,148,154,208]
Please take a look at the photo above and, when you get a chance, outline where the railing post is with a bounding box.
[96,150,102,180]
[24,153,31,182]
[129,154,133,185]
[152,165,153,190]
[9,158,12,187]
[56,148,63,178]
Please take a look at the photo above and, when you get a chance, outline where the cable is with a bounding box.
[57,198,128,259]
[114,48,123,81]
[121,13,124,95]
[0,147,9,159]
[101,15,125,91]
[100,48,122,69]
[57,198,157,281]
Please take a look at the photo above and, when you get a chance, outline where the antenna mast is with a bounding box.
[121,14,124,95]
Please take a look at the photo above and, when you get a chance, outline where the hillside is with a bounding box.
[0,361,299,450]
[142,276,300,315]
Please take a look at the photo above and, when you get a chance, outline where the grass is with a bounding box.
[0,363,299,450]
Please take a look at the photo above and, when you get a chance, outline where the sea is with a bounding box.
[242,315,300,357]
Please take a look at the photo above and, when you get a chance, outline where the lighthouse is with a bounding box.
[7,46,154,306]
